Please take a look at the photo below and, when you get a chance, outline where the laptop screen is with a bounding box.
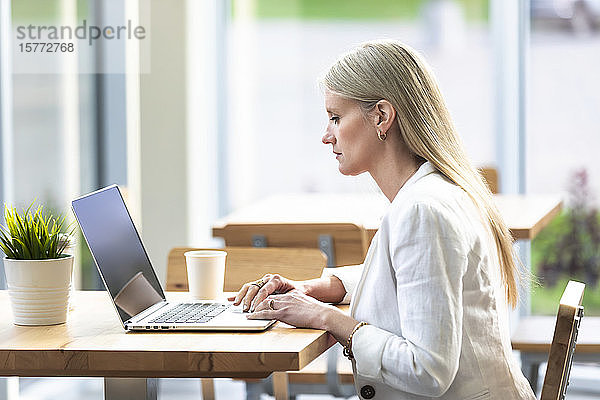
[72,185,165,323]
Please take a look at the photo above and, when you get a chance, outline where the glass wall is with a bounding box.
[8,0,130,290]
[529,1,600,316]
[6,0,101,396]
[11,0,75,210]
[225,0,494,210]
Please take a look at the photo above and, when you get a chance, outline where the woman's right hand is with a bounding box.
[227,274,303,312]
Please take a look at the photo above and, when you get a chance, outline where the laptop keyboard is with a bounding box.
[148,303,230,324]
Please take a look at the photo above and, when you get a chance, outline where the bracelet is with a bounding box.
[343,321,368,360]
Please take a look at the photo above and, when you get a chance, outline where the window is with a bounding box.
[224,0,494,210]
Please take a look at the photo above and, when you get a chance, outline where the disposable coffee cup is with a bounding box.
[184,250,227,300]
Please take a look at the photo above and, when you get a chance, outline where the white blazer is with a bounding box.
[323,162,535,400]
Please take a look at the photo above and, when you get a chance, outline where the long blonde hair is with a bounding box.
[322,40,522,308]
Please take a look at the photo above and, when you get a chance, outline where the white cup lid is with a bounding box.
[184,250,227,258]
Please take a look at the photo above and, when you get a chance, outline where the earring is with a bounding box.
[377,130,387,141]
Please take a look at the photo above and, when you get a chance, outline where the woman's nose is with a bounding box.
[322,130,335,145]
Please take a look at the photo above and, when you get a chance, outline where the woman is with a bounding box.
[230,40,536,400]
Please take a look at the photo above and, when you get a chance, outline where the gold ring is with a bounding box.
[250,278,266,289]
[269,299,275,310]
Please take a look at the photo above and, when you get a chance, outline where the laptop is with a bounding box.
[72,184,275,332]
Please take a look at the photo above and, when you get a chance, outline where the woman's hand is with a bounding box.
[247,289,339,330]
[248,288,360,347]
[227,274,305,312]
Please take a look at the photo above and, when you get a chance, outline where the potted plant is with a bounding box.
[0,203,74,325]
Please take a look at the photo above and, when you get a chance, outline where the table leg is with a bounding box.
[515,239,536,395]
[520,353,540,395]
[272,372,289,400]
[200,378,215,400]
[104,378,157,400]
[0,377,18,400]
[245,380,264,400]
[516,240,532,317]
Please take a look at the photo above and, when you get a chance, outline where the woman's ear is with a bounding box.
[374,100,396,134]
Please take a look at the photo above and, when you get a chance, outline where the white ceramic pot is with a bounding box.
[4,255,74,326]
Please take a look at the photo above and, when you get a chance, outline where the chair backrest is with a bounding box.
[166,246,327,292]
[479,167,499,194]
[540,280,585,400]
[212,223,368,267]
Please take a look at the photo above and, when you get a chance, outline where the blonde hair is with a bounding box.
[322,40,522,308]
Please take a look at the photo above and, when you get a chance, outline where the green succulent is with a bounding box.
[0,203,74,260]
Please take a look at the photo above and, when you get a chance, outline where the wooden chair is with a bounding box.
[212,222,369,267]
[479,166,499,194]
[167,246,327,292]
[540,280,585,399]
[166,246,328,400]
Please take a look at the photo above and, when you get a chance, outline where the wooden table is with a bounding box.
[213,193,563,241]
[493,195,563,240]
[511,316,600,393]
[0,290,334,399]
[512,316,600,354]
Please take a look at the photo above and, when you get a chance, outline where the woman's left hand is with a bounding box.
[247,289,336,330]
